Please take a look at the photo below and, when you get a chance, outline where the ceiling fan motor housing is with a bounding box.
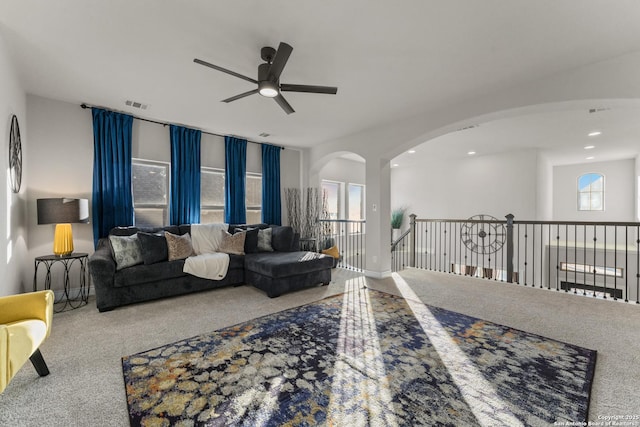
[261,46,276,63]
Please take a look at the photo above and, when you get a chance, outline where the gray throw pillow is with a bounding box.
[257,228,274,252]
[109,234,144,270]
[271,226,295,252]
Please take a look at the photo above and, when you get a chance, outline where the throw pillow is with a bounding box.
[218,230,246,255]
[257,228,274,252]
[321,245,340,259]
[271,226,295,252]
[137,231,168,265]
[165,232,195,261]
[109,234,143,270]
[235,227,259,253]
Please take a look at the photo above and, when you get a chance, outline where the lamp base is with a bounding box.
[53,223,74,256]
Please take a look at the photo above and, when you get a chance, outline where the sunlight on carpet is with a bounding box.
[392,273,523,426]
[328,278,397,425]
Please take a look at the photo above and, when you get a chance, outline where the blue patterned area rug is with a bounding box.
[122,287,596,426]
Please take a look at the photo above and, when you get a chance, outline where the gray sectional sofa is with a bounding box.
[88,223,333,312]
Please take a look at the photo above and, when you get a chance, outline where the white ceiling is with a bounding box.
[2,1,640,163]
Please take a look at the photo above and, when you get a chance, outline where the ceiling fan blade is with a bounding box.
[267,42,293,81]
[222,89,259,103]
[274,94,295,115]
[280,83,338,95]
[194,58,257,84]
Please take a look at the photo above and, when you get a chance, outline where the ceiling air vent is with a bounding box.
[588,107,609,114]
[125,100,149,110]
[259,132,270,137]
[456,124,479,132]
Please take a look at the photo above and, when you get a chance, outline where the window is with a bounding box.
[578,173,604,211]
[347,183,365,220]
[246,173,262,224]
[201,169,262,224]
[132,159,170,227]
[321,180,341,219]
[201,168,225,223]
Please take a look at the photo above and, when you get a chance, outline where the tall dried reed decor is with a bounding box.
[284,187,323,239]
[284,188,301,234]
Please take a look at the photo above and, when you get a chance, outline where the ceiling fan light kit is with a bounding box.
[194,42,338,114]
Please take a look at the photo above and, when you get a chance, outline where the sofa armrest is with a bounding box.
[89,243,116,290]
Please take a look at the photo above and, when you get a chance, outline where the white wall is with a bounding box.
[553,159,635,221]
[319,157,366,186]
[391,149,539,225]
[26,95,95,293]
[1,34,28,296]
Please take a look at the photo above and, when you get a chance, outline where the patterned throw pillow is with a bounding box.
[218,231,246,255]
[109,234,144,270]
[257,228,274,252]
[165,232,195,261]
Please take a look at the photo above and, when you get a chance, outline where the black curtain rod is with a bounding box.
[80,103,284,150]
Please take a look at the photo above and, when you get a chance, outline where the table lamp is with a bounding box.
[37,198,89,256]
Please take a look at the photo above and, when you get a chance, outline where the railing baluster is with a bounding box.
[582,225,587,296]
[614,226,618,300]
[625,226,629,303]
[636,225,639,304]
[593,225,597,297]
[603,226,607,299]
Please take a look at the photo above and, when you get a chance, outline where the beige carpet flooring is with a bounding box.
[1,268,638,426]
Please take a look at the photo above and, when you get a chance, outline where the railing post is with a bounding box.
[409,214,417,267]
[506,213,514,283]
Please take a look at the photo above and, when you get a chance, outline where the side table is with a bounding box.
[33,253,89,312]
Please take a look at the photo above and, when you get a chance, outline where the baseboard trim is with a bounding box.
[52,286,95,301]
[363,269,392,279]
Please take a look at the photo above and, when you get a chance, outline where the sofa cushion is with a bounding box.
[165,232,194,261]
[271,226,295,252]
[218,230,246,255]
[137,231,168,265]
[227,254,245,270]
[244,251,333,278]
[257,228,274,252]
[113,260,186,287]
[109,234,143,270]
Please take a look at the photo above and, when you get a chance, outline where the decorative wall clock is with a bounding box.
[9,114,22,193]
[460,214,506,254]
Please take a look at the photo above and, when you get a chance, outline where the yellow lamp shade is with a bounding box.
[53,223,74,256]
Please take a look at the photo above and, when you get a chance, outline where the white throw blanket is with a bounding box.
[190,223,228,255]
[184,223,230,281]
[184,252,230,281]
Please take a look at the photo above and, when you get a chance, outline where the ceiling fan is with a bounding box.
[194,42,337,114]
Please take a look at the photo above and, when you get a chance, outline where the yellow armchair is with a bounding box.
[0,290,54,393]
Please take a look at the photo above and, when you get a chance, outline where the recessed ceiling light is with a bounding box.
[392,163,399,167]
[588,131,602,137]
[586,156,595,160]
[408,150,416,154]
[467,151,476,155]
[584,145,595,150]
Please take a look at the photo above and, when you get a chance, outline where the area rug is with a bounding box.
[122,288,596,426]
